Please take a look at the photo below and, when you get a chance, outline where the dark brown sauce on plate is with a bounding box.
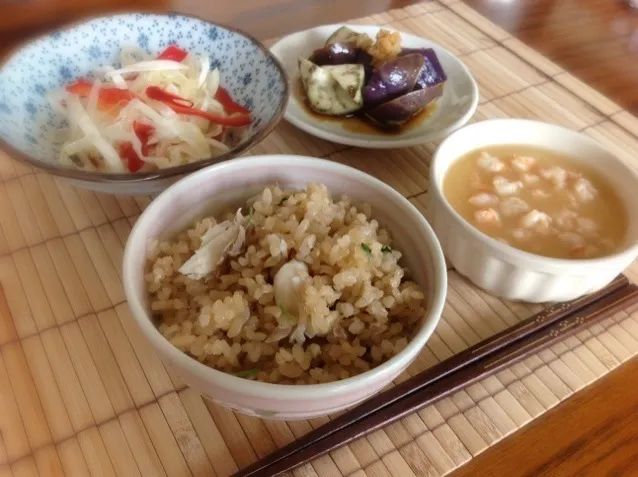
[295,78,436,136]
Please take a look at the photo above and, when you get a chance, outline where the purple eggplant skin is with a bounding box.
[364,83,443,129]
[362,53,425,107]
[308,43,361,66]
[308,43,374,80]
[358,50,374,83]
[400,47,447,90]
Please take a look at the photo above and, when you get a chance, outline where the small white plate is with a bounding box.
[270,24,479,148]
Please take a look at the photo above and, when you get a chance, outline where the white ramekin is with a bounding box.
[123,154,447,420]
[428,119,638,303]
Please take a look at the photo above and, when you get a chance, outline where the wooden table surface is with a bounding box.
[1,0,638,475]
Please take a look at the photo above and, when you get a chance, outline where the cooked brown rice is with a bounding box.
[146,183,427,384]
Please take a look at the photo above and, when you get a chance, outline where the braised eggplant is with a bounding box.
[298,58,365,115]
[325,26,363,46]
[365,84,443,128]
[400,47,447,89]
[362,53,424,107]
[298,26,448,129]
[309,43,374,82]
[308,43,361,66]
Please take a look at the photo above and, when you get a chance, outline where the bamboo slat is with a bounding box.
[0,1,637,476]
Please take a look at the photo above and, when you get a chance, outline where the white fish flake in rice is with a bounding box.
[493,176,523,196]
[468,192,498,208]
[573,177,598,202]
[499,197,529,217]
[511,155,536,172]
[477,152,505,172]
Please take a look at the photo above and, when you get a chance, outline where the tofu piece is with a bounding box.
[493,176,523,196]
[477,152,505,173]
[512,228,533,241]
[559,232,585,247]
[469,192,499,207]
[576,217,599,235]
[532,189,551,199]
[474,208,501,225]
[523,174,540,185]
[511,155,536,172]
[554,208,578,230]
[521,209,552,233]
[573,177,598,202]
[540,166,568,189]
[499,197,530,217]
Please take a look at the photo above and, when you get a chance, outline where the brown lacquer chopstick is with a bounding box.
[254,282,638,477]
[232,275,631,477]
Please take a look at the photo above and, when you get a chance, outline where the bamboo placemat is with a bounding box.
[1,1,638,476]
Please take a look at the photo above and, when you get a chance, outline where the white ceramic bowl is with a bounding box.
[123,154,447,420]
[270,24,478,148]
[428,119,638,303]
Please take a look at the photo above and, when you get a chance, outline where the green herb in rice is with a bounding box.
[279,305,296,322]
[381,245,392,253]
[361,243,372,255]
[244,205,254,226]
[234,369,259,378]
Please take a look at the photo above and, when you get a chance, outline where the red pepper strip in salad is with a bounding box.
[133,121,154,156]
[119,143,144,172]
[156,45,189,62]
[145,86,252,127]
[214,87,251,115]
[119,121,155,172]
[66,78,136,112]
[146,87,194,108]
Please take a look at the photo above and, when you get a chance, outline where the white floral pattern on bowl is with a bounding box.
[0,13,288,194]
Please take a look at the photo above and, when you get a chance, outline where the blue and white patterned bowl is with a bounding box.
[0,13,288,194]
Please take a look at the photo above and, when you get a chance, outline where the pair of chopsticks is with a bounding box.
[233,275,638,477]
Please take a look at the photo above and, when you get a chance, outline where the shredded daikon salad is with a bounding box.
[49,45,252,173]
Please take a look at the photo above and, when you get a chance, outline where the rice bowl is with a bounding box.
[123,155,447,419]
[146,183,428,385]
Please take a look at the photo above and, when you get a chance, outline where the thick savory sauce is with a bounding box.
[295,77,436,135]
[443,146,628,260]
